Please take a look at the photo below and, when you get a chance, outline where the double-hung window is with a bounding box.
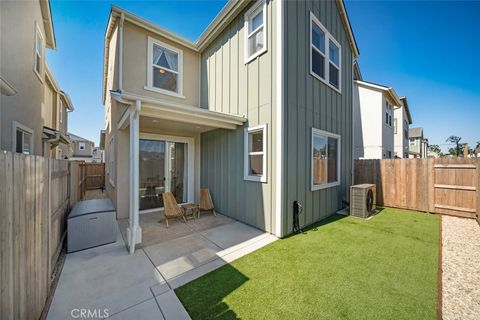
[147,37,183,97]
[79,142,86,151]
[59,99,63,125]
[244,0,267,63]
[244,124,267,182]
[311,128,340,190]
[310,12,341,92]
[14,122,33,155]
[385,102,392,126]
[34,26,43,78]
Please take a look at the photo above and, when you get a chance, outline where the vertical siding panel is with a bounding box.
[284,0,354,231]
[210,46,216,110]
[199,2,275,233]
[215,39,222,112]
[222,31,230,114]
[238,16,247,116]
[230,25,239,115]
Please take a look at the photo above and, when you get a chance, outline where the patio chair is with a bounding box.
[162,192,187,228]
[199,188,216,218]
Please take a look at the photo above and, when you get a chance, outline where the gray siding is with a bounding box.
[283,0,353,234]
[200,1,278,234]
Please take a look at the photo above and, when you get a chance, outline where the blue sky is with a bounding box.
[47,0,480,151]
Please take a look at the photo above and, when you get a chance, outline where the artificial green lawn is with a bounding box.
[175,208,439,320]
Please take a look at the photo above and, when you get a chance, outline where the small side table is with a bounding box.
[182,203,199,221]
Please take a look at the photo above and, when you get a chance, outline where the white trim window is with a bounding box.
[146,37,183,97]
[385,101,393,126]
[404,120,408,140]
[311,128,341,191]
[79,142,86,150]
[13,122,34,155]
[34,24,43,79]
[244,124,267,182]
[244,0,267,64]
[310,12,341,93]
[59,99,63,125]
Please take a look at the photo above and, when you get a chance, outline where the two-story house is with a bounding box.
[393,96,412,158]
[69,133,95,162]
[0,0,74,157]
[409,127,428,158]
[353,80,402,159]
[103,0,359,252]
[43,63,74,159]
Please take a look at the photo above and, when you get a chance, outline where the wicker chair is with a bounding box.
[162,192,187,228]
[199,188,216,218]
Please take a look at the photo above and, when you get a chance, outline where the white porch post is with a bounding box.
[127,100,142,254]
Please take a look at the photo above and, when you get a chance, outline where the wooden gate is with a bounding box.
[81,162,105,190]
[431,159,478,219]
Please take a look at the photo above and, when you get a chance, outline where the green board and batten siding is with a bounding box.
[282,0,354,234]
[199,1,279,234]
[200,0,354,237]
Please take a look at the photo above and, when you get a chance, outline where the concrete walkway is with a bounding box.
[47,217,277,319]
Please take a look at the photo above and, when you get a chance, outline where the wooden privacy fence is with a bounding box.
[70,162,105,201]
[0,151,71,320]
[354,158,480,222]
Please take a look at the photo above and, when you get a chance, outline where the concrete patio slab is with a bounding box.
[47,227,167,319]
[143,233,222,280]
[47,214,277,320]
[199,221,266,249]
[108,298,164,320]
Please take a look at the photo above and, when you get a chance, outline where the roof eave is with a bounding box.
[196,0,249,51]
[400,96,413,124]
[40,0,56,49]
[60,91,75,111]
[335,0,360,58]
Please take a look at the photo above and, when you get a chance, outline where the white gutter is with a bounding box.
[119,12,124,92]
[274,0,284,237]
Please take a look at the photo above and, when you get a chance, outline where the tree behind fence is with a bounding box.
[354,158,480,222]
[0,151,70,320]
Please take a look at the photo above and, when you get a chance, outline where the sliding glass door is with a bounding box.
[139,139,187,211]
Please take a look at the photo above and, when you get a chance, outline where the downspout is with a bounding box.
[274,0,284,237]
[128,99,141,254]
[118,12,124,92]
[351,58,356,187]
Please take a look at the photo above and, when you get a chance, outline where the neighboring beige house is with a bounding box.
[409,127,428,158]
[393,96,412,158]
[103,0,360,252]
[69,133,95,162]
[0,0,74,157]
[353,80,403,159]
[43,63,74,159]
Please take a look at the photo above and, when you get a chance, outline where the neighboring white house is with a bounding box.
[353,80,403,159]
[393,97,412,158]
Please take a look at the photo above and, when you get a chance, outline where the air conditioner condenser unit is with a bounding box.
[350,184,376,219]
